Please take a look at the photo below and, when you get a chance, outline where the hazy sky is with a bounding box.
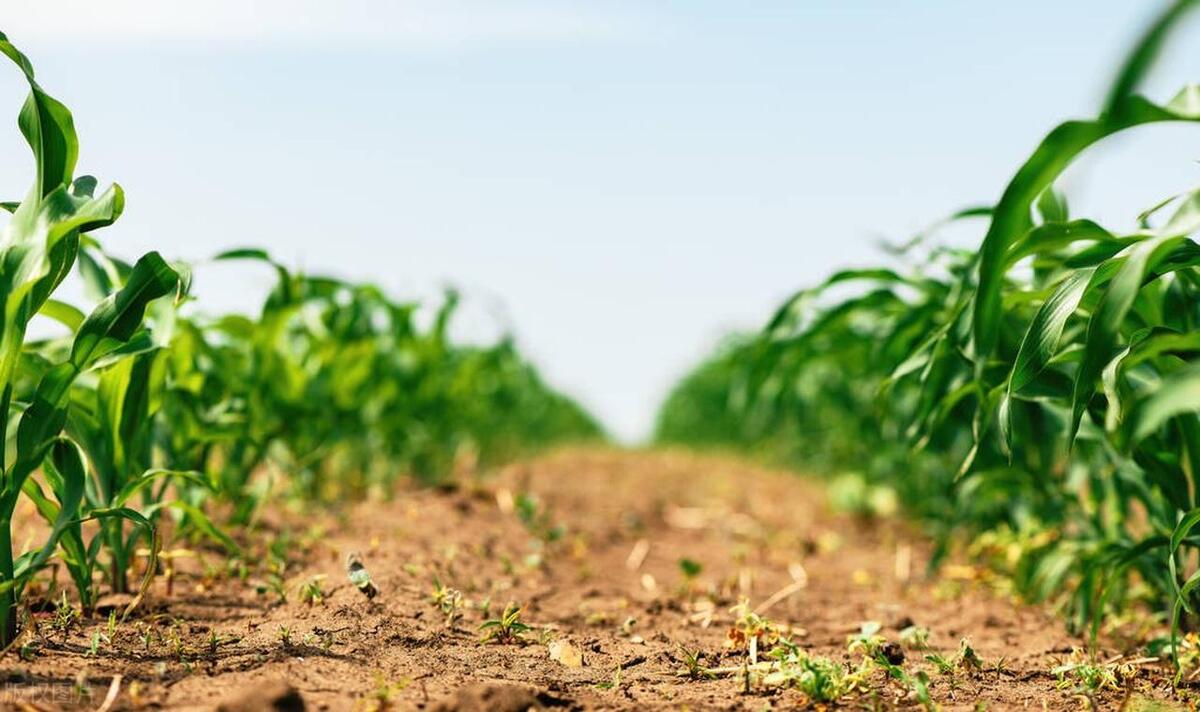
[1,2,1198,441]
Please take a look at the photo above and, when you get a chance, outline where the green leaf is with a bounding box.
[69,252,179,371]
[1008,268,1097,395]
[0,31,78,201]
[38,299,85,332]
[975,86,1200,357]
[1070,231,1196,442]
[1122,362,1200,446]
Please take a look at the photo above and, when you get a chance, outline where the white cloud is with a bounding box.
[3,0,643,49]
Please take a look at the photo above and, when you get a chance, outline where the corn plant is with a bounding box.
[185,249,601,506]
[0,27,601,647]
[656,0,1200,643]
[0,33,180,643]
[52,254,235,608]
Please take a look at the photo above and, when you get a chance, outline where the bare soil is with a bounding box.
[1,448,1192,710]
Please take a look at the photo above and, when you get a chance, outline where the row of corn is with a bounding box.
[657,0,1200,651]
[0,34,600,646]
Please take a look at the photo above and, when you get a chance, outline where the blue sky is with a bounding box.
[2,1,1199,441]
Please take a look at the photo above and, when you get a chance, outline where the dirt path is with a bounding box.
[3,448,1187,710]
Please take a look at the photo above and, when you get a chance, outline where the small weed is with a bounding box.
[679,558,702,580]
[18,640,38,662]
[479,602,531,645]
[256,568,287,604]
[365,671,410,708]
[925,638,983,677]
[727,599,782,660]
[228,557,250,582]
[956,639,983,671]
[430,577,465,627]
[595,664,623,691]
[758,641,869,702]
[911,670,936,711]
[847,621,886,657]
[513,492,565,542]
[1054,661,1117,693]
[677,646,717,680]
[899,624,930,650]
[298,575,327,606]
[1052,650,1133,699]
[925,652,955,674]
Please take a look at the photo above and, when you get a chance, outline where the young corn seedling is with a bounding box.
[87,628,109,657]
[207,631,223,658]
[50,593,79,642]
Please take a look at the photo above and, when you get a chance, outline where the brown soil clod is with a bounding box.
[215,679,305,712]
[428,682,572,712]
[890,614,915,630]
[880,640,905,665]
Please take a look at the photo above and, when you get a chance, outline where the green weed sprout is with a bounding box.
[479,602,531,644]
